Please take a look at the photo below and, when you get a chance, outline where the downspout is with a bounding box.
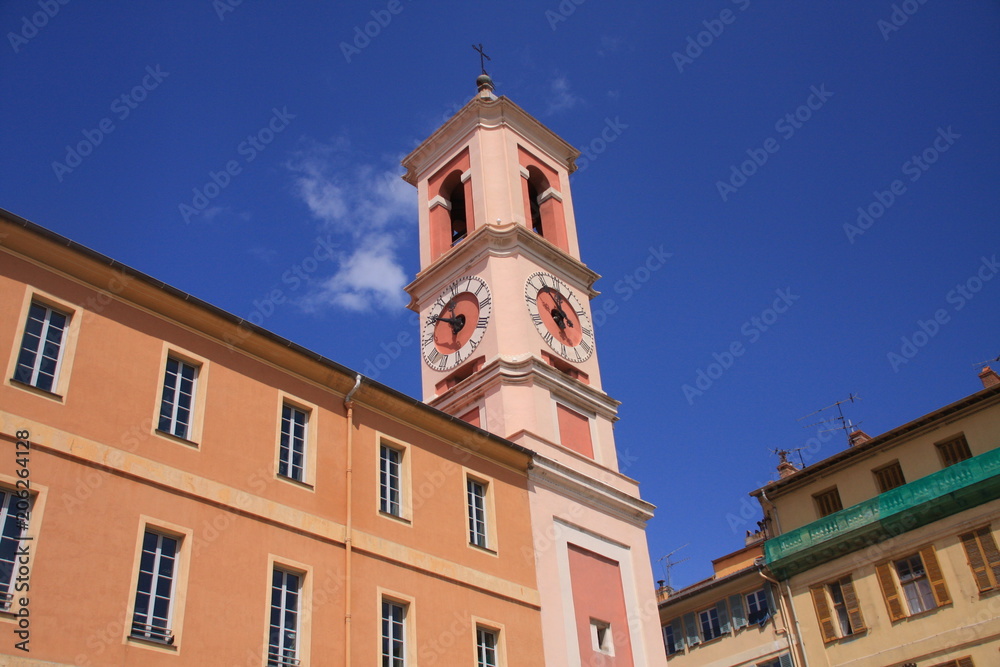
[759,488,809,667]
[343,374,362,667]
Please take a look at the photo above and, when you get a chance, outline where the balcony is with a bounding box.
[765,447,1000,579]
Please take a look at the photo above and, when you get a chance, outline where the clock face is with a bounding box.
[421,276,492,372]
[524,271,595,363]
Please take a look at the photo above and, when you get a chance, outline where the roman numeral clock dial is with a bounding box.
[421,276,492,372]
[524,271,595,363]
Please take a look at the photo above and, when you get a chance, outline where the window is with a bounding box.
[699,606,722,641]
[158,357,198,440]
[381,599,406,667]
[936,435,972,467]
[814,488,843,517]
[810,576,866,643]
[476,626,499,667]
[278,405,308,482]
[927,657,975,667]
[876,546,951,621]
[959,525,1000,593]
[268,568,301,667]
[746,588,770,625]
[663,623,680,655]
[131,531,179,644]
[467,478,488,548]
[591,619,613,655]
[874,461,906,492]
[758,656,793,667]
[380,444,402,516]
[0,490,30,611]
[14,302,68,393]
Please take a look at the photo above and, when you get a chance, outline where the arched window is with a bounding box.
[525,166,550,238]
[441,170,467,245]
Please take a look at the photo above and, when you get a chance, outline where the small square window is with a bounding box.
[936,435,972,467]
[590,619,613,655]
[814,488,843,517]
[874,461,906,493]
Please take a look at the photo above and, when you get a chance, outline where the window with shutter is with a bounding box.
[935,435,972,467]
[729,593,747,630]
[813,488,843,517]
[809,585,838,643]
[839,576,866,634]
[875,560,906,622]
[683,612,700,646]
[715,599,731,635]
[960,526,1000,593]
[873,460,906,492]
[919,545,951,607]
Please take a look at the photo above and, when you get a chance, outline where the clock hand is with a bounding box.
[432,314,466,334]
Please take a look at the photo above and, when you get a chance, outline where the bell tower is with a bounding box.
[403,75,665,666]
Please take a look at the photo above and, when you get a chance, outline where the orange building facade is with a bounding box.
[0,209,544,665]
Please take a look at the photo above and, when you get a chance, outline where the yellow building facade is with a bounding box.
[658,539,795,667]
[753,373,1000,667]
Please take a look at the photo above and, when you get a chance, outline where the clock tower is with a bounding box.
[403,75,665,666]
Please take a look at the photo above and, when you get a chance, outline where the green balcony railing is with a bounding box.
[765,447,1000,579]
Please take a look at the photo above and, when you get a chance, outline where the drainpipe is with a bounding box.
[759,489,809,667]
[343,374,362,667]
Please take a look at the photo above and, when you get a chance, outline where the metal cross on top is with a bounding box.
[472,43,491,75]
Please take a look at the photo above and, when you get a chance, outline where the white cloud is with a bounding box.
[545,75,582,115]
[287,138,413,314]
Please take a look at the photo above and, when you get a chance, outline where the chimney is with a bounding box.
[979,366,1000,389]
[777,460,798,478]
[848,429,872,447]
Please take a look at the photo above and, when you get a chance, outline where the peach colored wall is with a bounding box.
[568,545,634,665]
[427,149,473,262]
[557,403,594,458]
[0,244,542,665]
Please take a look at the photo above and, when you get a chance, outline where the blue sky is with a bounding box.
[2,1,998,590]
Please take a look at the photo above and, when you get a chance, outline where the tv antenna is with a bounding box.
[770,447,806,469]
[798,393,861,446]
[656,544,689,594]
[972,354,1000,368]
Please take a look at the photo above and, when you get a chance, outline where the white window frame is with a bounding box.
[0,489,30,611]
[157,356,199,440]
[894,553,936,614]
[268,568,302,667]
[130,530,180,644]
[13,301,69,393]
[278,404,308,483]
[467,478,488,549]
[381,598,408,666]
[380,444,402,517]
[746,588,769,623]
[476,625,499,666]
[699,606,722,641]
